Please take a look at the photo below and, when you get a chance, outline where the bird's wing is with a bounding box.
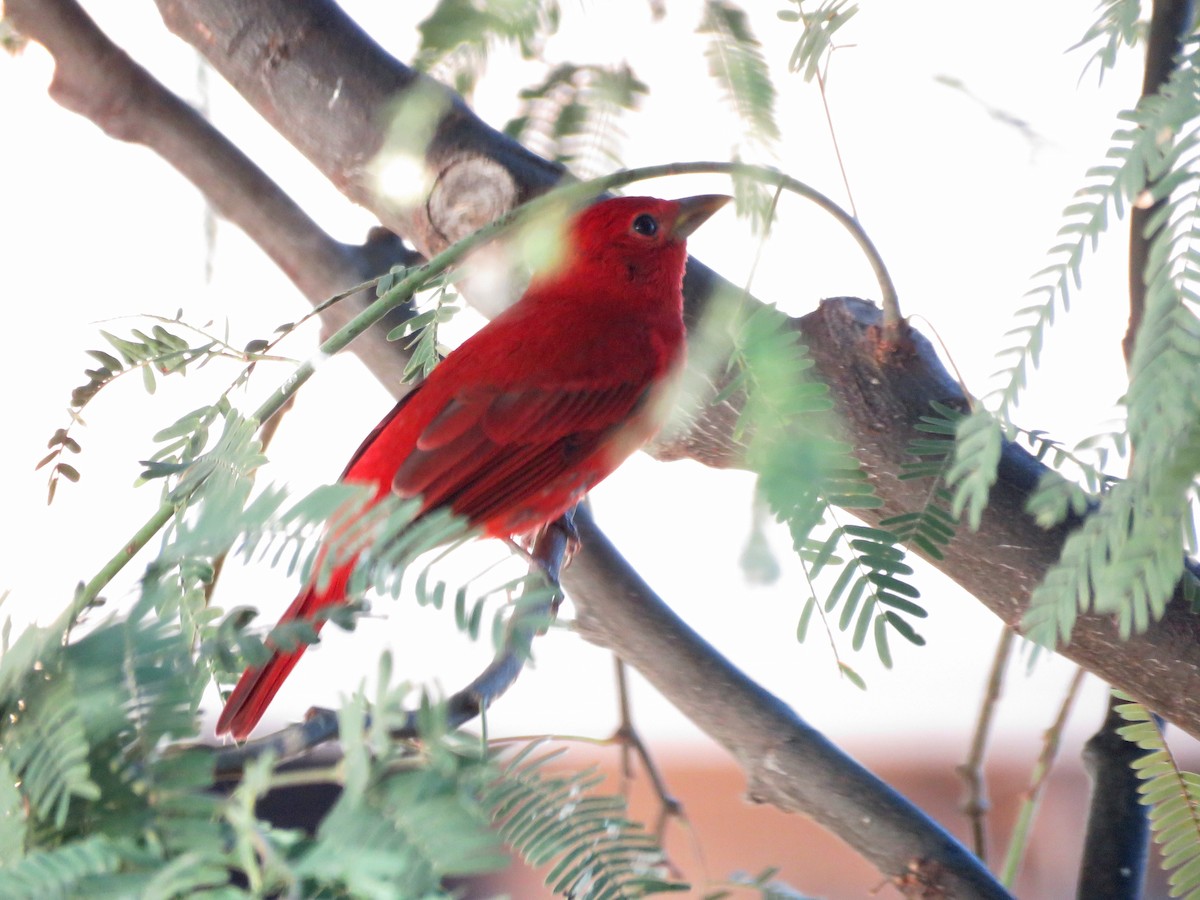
[393,381,650,527]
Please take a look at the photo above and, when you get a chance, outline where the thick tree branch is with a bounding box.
[3,0,419,389]
[1076,696,1153,899]
[564,504,1010,898]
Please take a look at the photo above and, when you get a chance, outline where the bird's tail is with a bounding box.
[215,559,355,740]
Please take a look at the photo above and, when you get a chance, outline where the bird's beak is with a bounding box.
[669,194,732,239]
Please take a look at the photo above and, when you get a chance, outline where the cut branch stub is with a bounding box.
[427,155,520,245]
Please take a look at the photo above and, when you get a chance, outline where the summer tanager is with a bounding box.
[216,193,730,739]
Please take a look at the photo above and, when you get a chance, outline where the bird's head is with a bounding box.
[559,194,731,288]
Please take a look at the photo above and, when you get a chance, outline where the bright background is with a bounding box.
[0,4,1175,891]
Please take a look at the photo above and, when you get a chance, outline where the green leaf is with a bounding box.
[483,744,685,897]
[698,0,779,149]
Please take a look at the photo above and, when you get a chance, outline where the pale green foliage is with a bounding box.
[777,0,859,83]
[287,693,506,898]
[414,0,561,97]
[1075,0,1145,84]
[882,403,962,561]
[720,298,927,665]
[698,0,780,151]
[482,743,686,898]
[948,27,1200,645]
[505,63,649,179]
[39,318,280,503]
[947,408,1003,532]
[729,162,781,234]
[1013,37,1200,646]
[1115,696,1200,898]
[975,36,1200,427]
[382,267,462,381]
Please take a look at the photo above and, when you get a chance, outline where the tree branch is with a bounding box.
[565,505,1010,898]
[1076,696,1153,899]
[4,0,420,391]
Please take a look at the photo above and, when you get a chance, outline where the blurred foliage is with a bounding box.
[13,0,1200,896]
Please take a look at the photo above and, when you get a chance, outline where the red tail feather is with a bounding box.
[216,561,354,739]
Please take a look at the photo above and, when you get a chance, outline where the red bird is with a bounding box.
[216,194,730,739]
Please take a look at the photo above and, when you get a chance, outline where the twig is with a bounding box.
[957,625,1015,862]
[612,657,683,841]
[999,666,1087,888]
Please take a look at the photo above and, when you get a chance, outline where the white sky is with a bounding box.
[0,1,1161,763]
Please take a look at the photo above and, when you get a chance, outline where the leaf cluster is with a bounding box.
[951,34,1200,647]
[381,267,462,382]
[414,0,562,98]
[1074,0,1145,85]
[698,0,780,153]
[482,743,685,898]
[777,0,858,84]
[39,319,279,503]
[716,298,929,669]
[1116,697,1200,899]
[505,62,649,179]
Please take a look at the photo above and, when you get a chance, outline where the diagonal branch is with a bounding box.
[4,0,420,390]
[564,505,1010,898]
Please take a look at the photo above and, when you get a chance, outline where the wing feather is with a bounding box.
[393,381,650,531]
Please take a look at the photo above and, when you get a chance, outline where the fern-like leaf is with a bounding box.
[778,0,858,84]
[292,692,505,897]
[415,0,561,97]
[972,38,1200,508]
[43,318,275,502]
[948,409,1003,531]
[1073,0,1144,85]
[1115,696,1200,898]
[1023,52,1200,644]
[6,682,98,828]
[698,0,780,150]
[484,744,687,898]
[385,273,462,382]
[505,62,648,179]
[2,837,123,899]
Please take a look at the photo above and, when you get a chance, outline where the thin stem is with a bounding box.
[611,657,684,844]
[68,498,178,623]
[1000,666,1087,888]
[957,625,1015,861]
[633,161,898,324]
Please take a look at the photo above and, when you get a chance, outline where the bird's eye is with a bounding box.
[632,213,659,237]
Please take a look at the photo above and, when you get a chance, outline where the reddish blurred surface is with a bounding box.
[472,741,1166,899]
